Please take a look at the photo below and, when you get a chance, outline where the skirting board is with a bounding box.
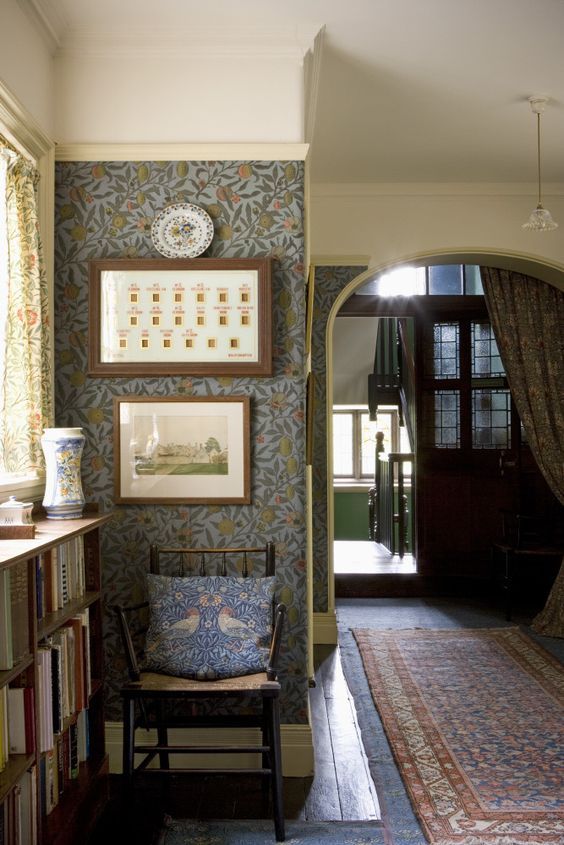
[105,721,314,778]
[313,611,338,644]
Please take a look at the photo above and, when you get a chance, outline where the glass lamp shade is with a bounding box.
[522,204,559,231]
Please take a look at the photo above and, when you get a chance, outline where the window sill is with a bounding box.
[0,475,45,503]
[333,482,373,493]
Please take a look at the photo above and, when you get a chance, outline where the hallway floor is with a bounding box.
[334,540,416,574]
[89,596,562,844]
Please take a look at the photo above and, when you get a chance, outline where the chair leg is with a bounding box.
[266,696,285,842]
[123,696,135,791]
[157,725,170,770]
[261,709,270,806]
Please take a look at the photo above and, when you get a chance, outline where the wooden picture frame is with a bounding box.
[113,395,251,504]
[89,257,272,376]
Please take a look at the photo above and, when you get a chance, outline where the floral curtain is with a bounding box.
[0,136,52,475]
[480,266,564,636]
[480,267,563,503]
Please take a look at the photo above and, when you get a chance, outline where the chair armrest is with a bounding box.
[110,601,149,682]
[266,603,286,681]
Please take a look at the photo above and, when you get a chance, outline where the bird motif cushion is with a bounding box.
[144,574,276,680]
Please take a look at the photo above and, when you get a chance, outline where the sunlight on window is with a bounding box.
[360,413,379,477]
[333,413,354,476]
[0,153,7,383]
[375,266,426,296]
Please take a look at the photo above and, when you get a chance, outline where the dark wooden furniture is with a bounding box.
[0,510,111,845]
[492,511,564,620]
[112,543,286,842]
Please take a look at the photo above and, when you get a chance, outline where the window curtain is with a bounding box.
[480,266,564,637]
[0,136,52,476]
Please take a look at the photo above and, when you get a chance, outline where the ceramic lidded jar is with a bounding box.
[41,427,86,519]
[0,496,34,526]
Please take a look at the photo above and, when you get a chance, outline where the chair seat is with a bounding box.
[124,671,281,694]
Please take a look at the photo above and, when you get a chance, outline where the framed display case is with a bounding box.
[88,257,272,376]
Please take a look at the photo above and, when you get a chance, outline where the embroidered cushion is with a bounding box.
[144,574,275,680]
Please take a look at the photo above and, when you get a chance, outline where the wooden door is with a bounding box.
[414,301,523,577]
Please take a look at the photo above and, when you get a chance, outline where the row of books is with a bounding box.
[40,710,89,818]
[0,535,86,674]
[0,561,29,672]
[37,611,91,755]
[37,609,92,819]
[1,609,92,770]
[36,536,86,621]
[0,766,37,845]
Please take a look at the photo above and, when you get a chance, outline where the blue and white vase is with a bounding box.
[41,427,86,519]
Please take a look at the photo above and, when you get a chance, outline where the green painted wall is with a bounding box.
[333,490,370,540]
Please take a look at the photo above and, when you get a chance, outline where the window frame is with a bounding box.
[418,310,518,453]
[0,80,55,501]
[333,406,400,482]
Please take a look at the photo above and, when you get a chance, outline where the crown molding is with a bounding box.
[16,0,66,53]
[0,78,53,159]
[17,2,319,61]
[55,142,309,162]
[54,24,318,60]
[311,182,564,198]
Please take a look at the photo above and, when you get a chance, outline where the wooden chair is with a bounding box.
[112,542,286,841]
[492,511,564,621]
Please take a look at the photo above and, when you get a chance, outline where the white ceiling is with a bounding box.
[22,0,564,184]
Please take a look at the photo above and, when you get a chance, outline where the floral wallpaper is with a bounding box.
[311,265,367,612]
[54,160,308,723]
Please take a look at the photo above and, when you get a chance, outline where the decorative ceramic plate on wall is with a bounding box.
[151,203,214,258]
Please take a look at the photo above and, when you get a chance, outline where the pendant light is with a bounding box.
[522,95,558,231]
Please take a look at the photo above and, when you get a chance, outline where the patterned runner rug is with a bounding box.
[352,626,564,845]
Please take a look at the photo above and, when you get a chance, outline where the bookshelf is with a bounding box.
[0,511,112,845]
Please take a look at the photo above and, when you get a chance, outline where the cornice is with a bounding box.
[55,143,309,162]
[0,78,53,159]
[55,24,319,60]
[16,0,66,53]
[17,2,319,61]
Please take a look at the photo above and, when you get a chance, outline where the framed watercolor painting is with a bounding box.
[113,396,251,504]
[89,257,272,377]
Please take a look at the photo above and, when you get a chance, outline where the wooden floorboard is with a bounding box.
[319,647,380,821]
[304,665,341,820]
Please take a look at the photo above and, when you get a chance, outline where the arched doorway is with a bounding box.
[311,250,564,642]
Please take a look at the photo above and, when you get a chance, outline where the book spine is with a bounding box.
[56,735,65,797]
[69,718,79,780]
[9,560,29,664]
[7,687,26,755]
[50,644,62,736]
[35,557,43,622]
[0,686,7,771]
[0,569,13,670]
[24,687,36,756]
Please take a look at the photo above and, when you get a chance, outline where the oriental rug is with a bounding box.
[159,818,387,844]
[352,626,564,845]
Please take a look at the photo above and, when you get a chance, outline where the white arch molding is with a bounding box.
[313,247,564,644]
